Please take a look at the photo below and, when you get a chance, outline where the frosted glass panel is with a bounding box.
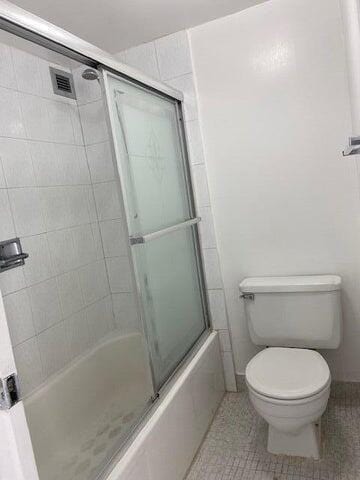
[104,71,208,390]
[107,75,190,235]
[133,227,206,388]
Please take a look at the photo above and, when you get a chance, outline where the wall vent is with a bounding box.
[49,67,76,100]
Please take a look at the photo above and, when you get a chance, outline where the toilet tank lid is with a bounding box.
[239,275,341,293]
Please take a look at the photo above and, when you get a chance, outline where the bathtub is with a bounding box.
[105,331,224,480]
[22,331,224,480]
[24,332,153,480]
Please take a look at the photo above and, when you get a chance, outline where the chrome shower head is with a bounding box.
[82,68,99,81]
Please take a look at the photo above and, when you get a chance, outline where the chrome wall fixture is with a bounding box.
[343,136,360,156]
[0,373,20,410]
[0,238,28,273]
[129,217,201,245]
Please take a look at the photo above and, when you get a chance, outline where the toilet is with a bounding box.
[239,275,342,459]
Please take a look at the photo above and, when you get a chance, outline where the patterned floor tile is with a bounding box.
[185,382,360,480]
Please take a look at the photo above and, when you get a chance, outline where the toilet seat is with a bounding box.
[245,347,331,400]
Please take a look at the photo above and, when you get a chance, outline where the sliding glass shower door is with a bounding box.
[103,71,209,389]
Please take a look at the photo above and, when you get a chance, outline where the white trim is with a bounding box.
[0,0,183,101]
[0,293,39,480]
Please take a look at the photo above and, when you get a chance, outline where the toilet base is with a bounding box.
[267,420,321,459]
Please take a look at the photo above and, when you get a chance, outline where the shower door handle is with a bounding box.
[129,217,201,245]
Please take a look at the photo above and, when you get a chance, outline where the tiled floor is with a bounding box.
[186,382,360,480]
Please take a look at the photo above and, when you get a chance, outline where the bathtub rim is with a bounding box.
[98,328,214,480]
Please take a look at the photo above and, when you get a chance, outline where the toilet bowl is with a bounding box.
[245,347,331,459]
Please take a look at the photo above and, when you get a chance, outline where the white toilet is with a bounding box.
[239,275,342,459]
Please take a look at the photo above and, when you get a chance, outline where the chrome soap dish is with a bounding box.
[0,238,29,272]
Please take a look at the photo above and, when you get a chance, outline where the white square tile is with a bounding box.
[29,278,62,333]
[69,104,84,145]
[57,144,90,185]
[71,223,97,268]
[14,336,44,396]
[78,259,110,305]
[219,329,232,352]
[167,74,198,121]
[0,190,16,239]
[29,141,59,186]
[86,296,114,345]
[221,351,237,392]
[106,257,133,293]
[93,181,122,220]
[22,234,53,286]
[12,47,43,95]
[123,42,161,79]
[86,186,98,222]
[86,141,115,183]
[0,266,26,296]
[8,187,46,236]
[155,31,192,80]
[47,228,76,275]
[208,289,228,329]
[0,156,5,187]
[100,219,128,257]
[191,164,210,207]
[198,206,217,249]
[19,93,51,141]
[65,310,91,360]
[0,138,35,187]
[66,186,92,227]
[91,222,104,260]
[3,289,35,346]
[112,293,140,334]
[79,99,108,145]
[40,186,69,231]
[0,43,16,89]
[38,321,70,378]
[185,120,205,165]
[57,270,84,318]
[48,100,76,144]
[0,88,25,138]
[203,249,223,289]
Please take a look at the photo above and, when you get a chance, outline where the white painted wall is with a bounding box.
[190,0,360,380]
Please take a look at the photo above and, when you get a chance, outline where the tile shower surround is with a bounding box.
[0,34,139,397]
[117,30,237,391]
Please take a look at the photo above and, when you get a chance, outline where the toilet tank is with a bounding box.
[239,275,342,349]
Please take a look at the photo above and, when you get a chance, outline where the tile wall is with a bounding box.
[0,31,139,397]
[116,31,237,391]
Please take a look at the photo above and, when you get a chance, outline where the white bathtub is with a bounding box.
[106,331,225,480]
[24,332,153,480]
[22,331,224,480]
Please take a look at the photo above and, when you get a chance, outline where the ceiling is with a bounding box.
[10,0,267,53]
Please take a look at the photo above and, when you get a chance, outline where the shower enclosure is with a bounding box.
[0,15,210,480]
[103,71,209,389]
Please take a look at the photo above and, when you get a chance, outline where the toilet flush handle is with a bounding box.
[240,293,255,300]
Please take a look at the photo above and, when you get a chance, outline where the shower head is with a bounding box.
[82,68,99,81]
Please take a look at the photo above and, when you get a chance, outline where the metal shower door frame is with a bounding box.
[101,68,211,393]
